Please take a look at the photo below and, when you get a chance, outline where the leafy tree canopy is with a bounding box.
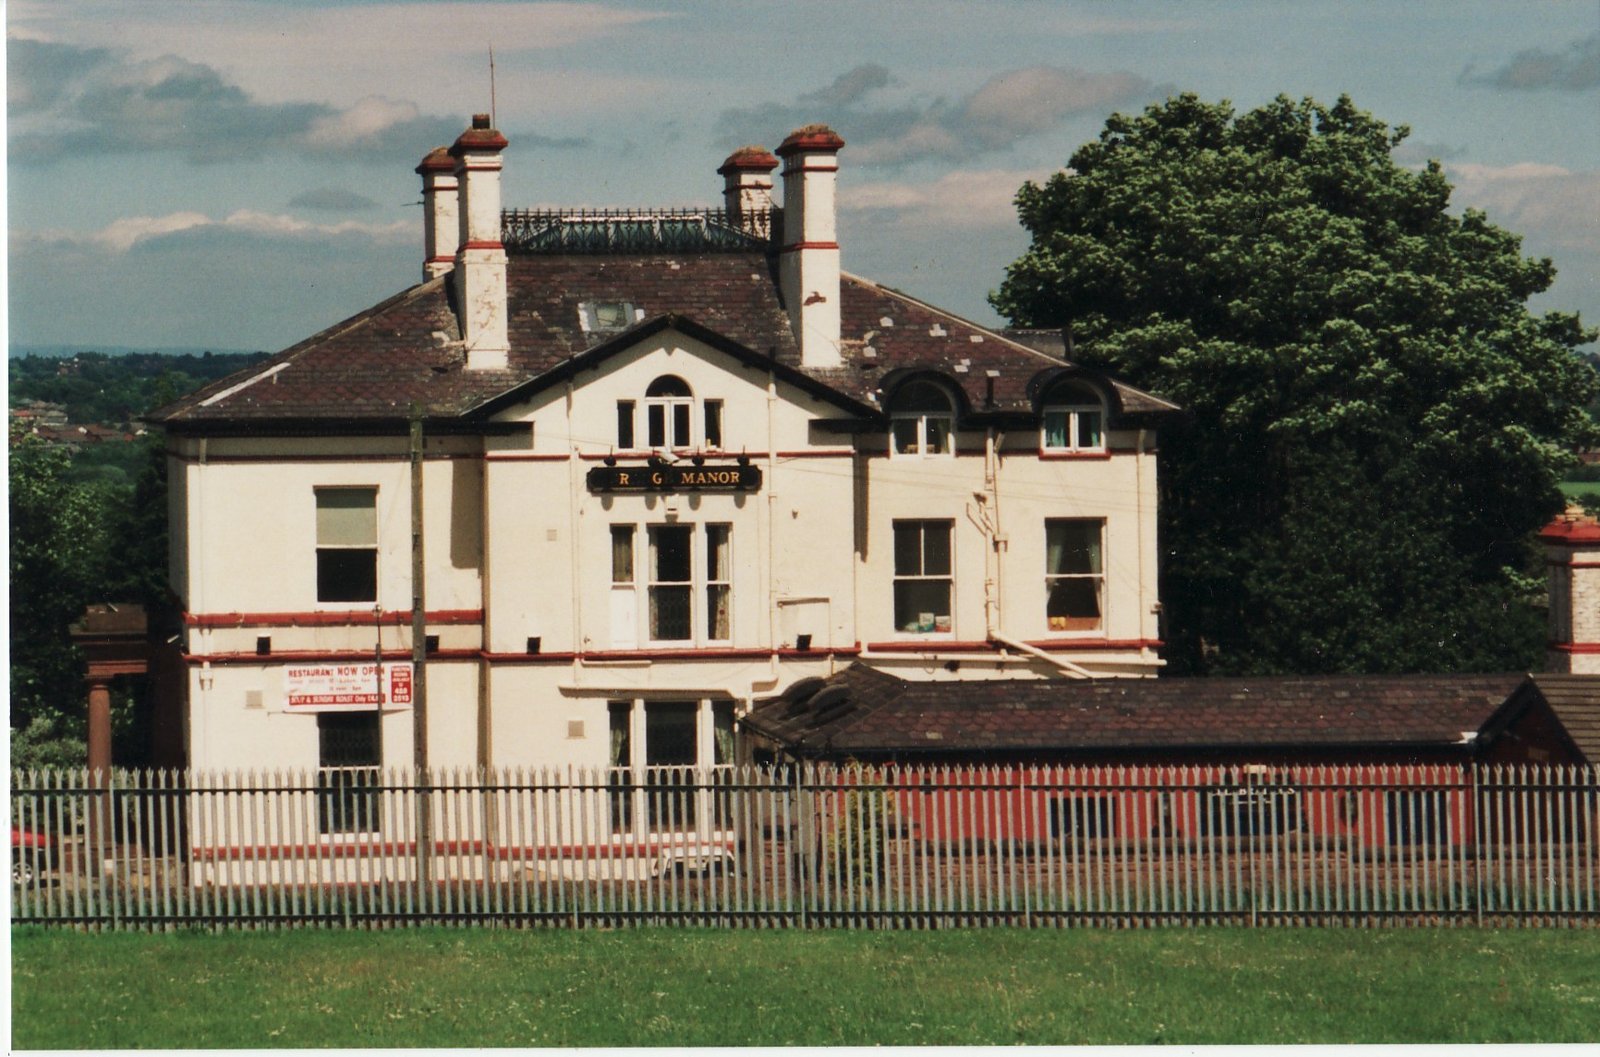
[993,93,1599,675]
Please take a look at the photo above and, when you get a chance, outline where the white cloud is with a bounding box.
[720,64,1157,168]
[10,1,677,113]
[76,213,213,253]
[304,96,426,149]
[23,210,412,254]
[1447,162,1600,252]
[846,169,1039,229]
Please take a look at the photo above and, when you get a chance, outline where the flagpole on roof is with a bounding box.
[489,44,497,128]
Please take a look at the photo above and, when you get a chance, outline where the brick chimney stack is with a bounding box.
[776,125,845,369]
[718,146,779,240]
[450,114,510,371]
[415,147,458,281]
[1541,504,1600,674]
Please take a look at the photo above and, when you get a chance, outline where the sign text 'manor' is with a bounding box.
[587,463,762,493]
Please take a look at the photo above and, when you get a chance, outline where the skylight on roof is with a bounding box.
[579,300,640,334]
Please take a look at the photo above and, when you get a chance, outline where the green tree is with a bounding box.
[9,427,112,763]
[993,94,1599,675]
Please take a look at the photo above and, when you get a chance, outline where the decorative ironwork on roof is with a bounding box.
[501,207,780,255]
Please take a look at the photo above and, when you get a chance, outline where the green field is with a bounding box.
[11,926,1600,1047]
[1561,479,1600,500]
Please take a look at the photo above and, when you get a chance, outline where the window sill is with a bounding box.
[1039,450,1111,460]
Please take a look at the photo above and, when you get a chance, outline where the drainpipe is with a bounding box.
[988,629,1095,679]
[767,371,779,657]
[980,426,1094,679]
[566,380,583,688]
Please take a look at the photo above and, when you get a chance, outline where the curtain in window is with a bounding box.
[1044,410,1069,449]
[712,702,735,766]
[706,525,731,640]
[611,527,634,584]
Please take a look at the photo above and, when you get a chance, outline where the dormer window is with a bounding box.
[1041,381,1105,452]
[645,375,693,450]
[889,379,956,458]
[580,300,638,333]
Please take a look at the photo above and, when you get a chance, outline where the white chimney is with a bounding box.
[718,145,779,240]
[415,147,458,281]
[1541,505,1600,674]
[776,124,844,369]
[450,114,509,371]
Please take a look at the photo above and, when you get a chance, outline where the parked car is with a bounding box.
[12,825,57,886]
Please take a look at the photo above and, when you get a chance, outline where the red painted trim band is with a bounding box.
[1548,643,1600,654]
[778,241,840,253]
[186,649,480,665]
[863,638,1161,654]
[485,452,572,462]
[192,837,734,864]
[1039,451,1113,461]
[186,609,484,629]
[170,452,479,465]
[483,646,862,665]
[782,164,840,174]
[571,450,852,462]
[458,240,505,251]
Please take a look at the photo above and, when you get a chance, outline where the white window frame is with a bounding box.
[1045,518,1105,634]
[624,522,734,647]
[606,698,737,837]
[889,379,956,459]
[579,300,638,334]
[314,486,379,606]
[645,375,694,451]
[316,711,382,835]
[1041,383,1106,453]
[892,519,954,636]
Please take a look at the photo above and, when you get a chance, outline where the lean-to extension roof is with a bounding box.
[742,664,1529,759]
[1522,674,1600,764]
[151,252,1178,431]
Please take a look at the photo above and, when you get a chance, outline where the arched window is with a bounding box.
[1041,381,1104,452]
[889,379,955,457]
[645,375,693,449]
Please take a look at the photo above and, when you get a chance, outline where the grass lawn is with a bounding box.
[1560,479,1600,501]
[11,926,1600,1047]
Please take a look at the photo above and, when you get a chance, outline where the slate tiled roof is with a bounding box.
[742,664,1528,759]
[1526,674,1600,763]
[151,246,1178,430]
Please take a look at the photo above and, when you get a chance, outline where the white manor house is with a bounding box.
[152,115,1180,789]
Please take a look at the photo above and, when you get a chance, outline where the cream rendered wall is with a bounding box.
[484,329,858,658]
[185,662,481,773]
[856,424,1160,676]
[485,657,840,770]
[170,433,484,655]
[992,431,1160,646]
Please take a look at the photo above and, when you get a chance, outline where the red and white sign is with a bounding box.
[285,663,414,711]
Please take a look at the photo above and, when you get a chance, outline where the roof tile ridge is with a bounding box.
[154,277,450,419]
[841,270,1075,367]
[277,275,450,360]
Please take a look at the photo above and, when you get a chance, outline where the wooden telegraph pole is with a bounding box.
[410,405,431,890]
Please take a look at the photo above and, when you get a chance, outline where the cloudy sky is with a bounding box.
[7,0,1599,352]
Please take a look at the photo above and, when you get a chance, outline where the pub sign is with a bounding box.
[587,462,761,493]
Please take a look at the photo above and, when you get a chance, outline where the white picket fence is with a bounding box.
[10,763,1598,929]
